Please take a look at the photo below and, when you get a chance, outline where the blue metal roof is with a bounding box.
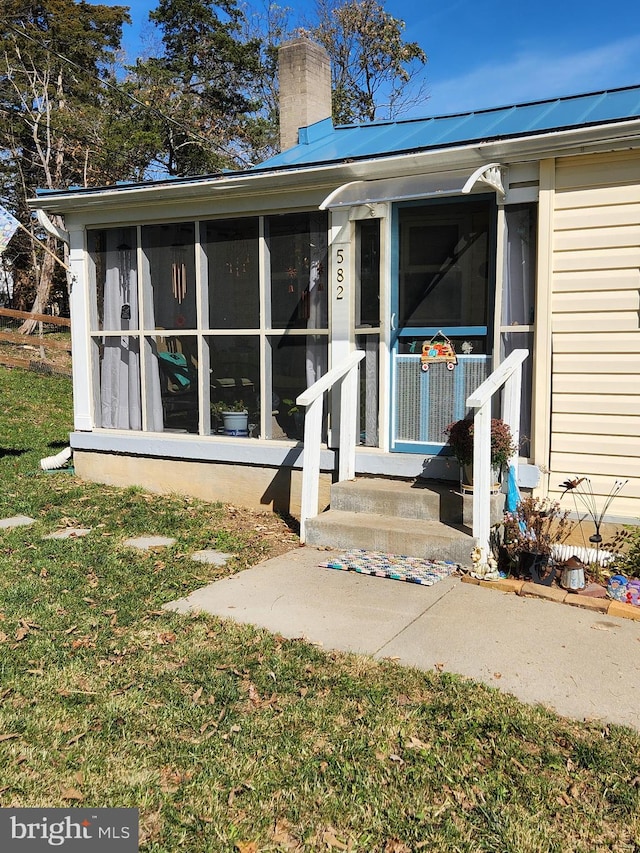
[257,84,640,171]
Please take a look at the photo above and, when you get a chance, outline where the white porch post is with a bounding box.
[338,366,358,481]
[502,362,523,474]
[299,395,323,543]
[472,402,492,562]
[68,226,93,431]
[467,349,529,569]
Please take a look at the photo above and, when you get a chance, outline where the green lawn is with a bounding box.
[0,365,639,852]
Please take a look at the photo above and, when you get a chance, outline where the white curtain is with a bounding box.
[503,206,534,327]
[100,229,164,431]
[502,206,535,452]
[305,212,328,387]
[100,229,142,429]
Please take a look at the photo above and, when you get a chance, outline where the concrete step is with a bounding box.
[330,477,505,527]
[330,477,444,521]
[304,509,473,565]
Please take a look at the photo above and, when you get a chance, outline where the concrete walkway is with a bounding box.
[4,512,637,731]
[166,546,640,732]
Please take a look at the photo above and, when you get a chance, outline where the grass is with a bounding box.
[1,364,639,852]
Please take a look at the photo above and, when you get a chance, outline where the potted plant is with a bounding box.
[211,399,249,437]
[281,397,305,440]
[444,417,516,490]
[501,495,573,584]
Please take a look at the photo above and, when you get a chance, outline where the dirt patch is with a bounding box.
[223,503,301,563]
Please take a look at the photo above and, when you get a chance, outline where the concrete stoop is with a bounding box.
[304,477,505,566]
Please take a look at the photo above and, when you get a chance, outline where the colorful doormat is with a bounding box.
[319,549,459,586]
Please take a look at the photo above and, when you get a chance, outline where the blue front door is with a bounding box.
[390,197,495,453]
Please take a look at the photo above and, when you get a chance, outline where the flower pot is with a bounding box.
[460,463,501,494]
[222,411,249,437]
[518,551,556,586]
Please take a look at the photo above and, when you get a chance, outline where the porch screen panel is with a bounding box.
[142,223,197,330]
[205,218,259,329]
[355,219,381,447]
[88,228,144,430]
[394,355,491,444]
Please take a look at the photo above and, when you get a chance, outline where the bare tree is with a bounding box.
[310,0,428,124]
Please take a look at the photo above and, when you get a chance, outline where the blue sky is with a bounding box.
[114,0,640,117]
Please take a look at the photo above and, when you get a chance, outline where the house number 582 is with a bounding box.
[335,247,346,299]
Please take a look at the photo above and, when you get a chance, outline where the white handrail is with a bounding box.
[297,351,365,406]
[466,349,529,570]
[296,350,365,541]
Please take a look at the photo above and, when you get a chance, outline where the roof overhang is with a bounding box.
[319,163,505,210]
[29,118,640,220]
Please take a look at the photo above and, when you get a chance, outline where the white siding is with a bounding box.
[549,151,640,521]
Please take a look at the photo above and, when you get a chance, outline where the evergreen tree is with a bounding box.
[129,0,263,175]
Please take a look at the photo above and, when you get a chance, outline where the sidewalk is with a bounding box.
[166,546,640,732]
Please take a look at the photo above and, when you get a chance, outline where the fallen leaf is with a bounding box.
[388,753,404,764]
[493,672,502,679]
[434,662,444,672]
[405,736,429,751]
[61,787,84,801]
[384,841,411,853]
[234,842,258,853]
[71,636,95,650]
[0,633,8,643]
[138,808,163,846]
[272,819,300,850]
[0,733,20,742]
[192,687,203,703]
[159,768,193,793]
[66,732,87,746]
[15,627,29,642]
[322,829,348,850]
[156,632,176,645]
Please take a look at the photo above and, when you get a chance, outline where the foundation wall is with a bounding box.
[73,451,332,518]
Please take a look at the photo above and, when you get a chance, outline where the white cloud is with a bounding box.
[421,35,640,116]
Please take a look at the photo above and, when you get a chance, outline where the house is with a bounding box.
[31,38,640,553]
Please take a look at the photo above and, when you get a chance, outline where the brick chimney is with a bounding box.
[278,37,332,151]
